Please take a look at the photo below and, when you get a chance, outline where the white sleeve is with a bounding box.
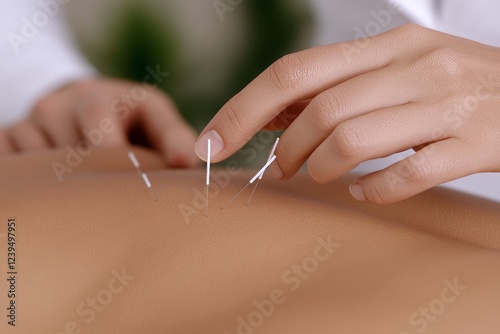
[391,0,500,47]
[438,0,500,47]
[386,0,438,27]
[0,0,98,127]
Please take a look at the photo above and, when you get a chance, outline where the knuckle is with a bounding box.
[307,162,327,184]
[391,24,430,49]
[83,104,107,120]
[332,123,363,160]
[72,80,97,97]
[32,96,56,120]
[10,121,29,132]
[276,139,299,170]
[394,23,424,37]
[268,53,308,90]
[422,48,465,80]
[307,95,342,132]
[365,184,388,204]
[222,101,244,132]
[400,158,433,184]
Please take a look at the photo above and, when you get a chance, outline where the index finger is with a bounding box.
[137,93,199,168]
[195,24,424,162]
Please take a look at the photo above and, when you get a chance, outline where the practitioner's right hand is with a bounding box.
[0,78,199,168]
[195,24,500,204]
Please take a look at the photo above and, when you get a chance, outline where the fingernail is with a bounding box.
[195,130,224,161]
[269,163,284,180]
[349,182,366,202]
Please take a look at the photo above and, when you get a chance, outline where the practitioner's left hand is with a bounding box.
[195,24,500,204]
[0,78,199,168]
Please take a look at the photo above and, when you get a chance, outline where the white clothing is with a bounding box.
[0,0,96,126]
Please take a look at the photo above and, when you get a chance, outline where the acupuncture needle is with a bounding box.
[246,137,280,206]
[128,151,157,202]
[206,139,211,217]
[221,155,277,210]
[128,151,142,177]
[141,172,158,202]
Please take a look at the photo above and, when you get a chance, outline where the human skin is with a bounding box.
[0,78,199,168]
[196,24,500,204]
[0,146,499,333]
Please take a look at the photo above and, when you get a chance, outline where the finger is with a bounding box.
[263,100,311,131]
[31,96,82,146]
[75,97,127,148]
[139,94,199,168]
[307,103,450,183]
[349,138,481,204]
[197,25,427,162]
[8,121,51,152]
[271,64,418,179]
[0,131,15,154]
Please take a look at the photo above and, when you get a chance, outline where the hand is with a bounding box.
[0,78,198,168]
[195,24,500,203]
